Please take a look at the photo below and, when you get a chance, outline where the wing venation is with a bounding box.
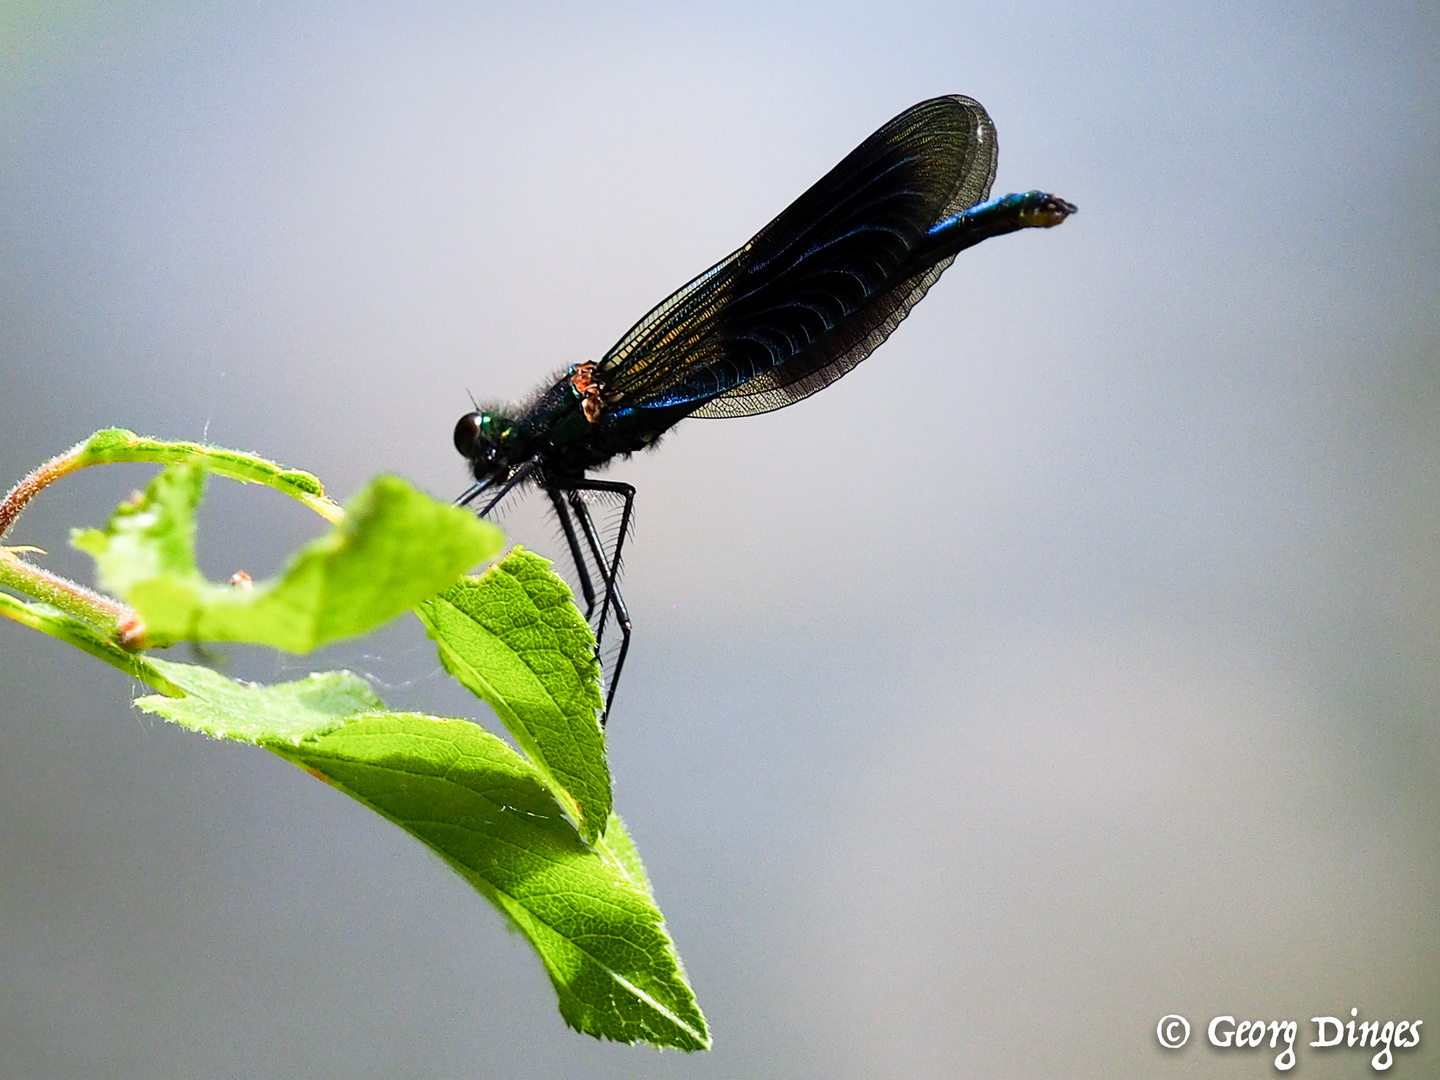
[596,96,997,419]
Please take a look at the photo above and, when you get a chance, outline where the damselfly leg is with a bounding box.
[556,478,634,723]
[546,487,597,617]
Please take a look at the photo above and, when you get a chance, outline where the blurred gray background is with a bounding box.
[2,2,1436,1077]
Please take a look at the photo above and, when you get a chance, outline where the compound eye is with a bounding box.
[453,411,487,459]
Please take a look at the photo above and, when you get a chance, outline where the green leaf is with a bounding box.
[75,428,329,502]
[71,460,207,595]
[416,549,610,842]
[76,468,503,651]
[597,812,657,901]
[132,659,382,744]
[134,657,709,1050]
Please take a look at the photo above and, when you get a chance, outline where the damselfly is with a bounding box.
[456,95,1075,721]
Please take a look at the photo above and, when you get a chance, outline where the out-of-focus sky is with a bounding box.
[2,2,1436,1076]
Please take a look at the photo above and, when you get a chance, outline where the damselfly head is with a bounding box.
[454,409,518,480]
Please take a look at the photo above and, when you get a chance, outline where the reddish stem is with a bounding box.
[0,441,85,543]
[0,441,146,645]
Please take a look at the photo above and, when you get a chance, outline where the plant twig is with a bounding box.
[0,439,87,542]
